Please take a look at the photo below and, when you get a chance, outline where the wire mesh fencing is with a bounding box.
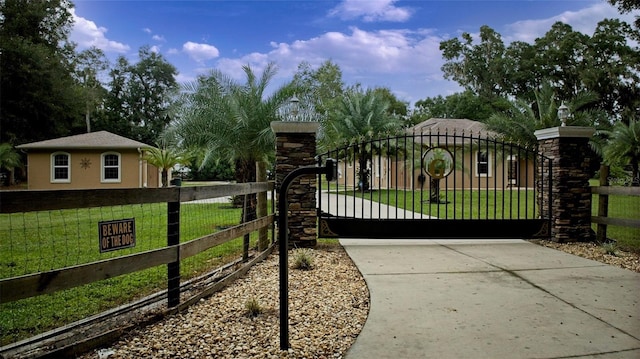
[0,184,274,348]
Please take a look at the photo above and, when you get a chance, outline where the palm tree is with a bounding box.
[173,62,297,180]
[603,120,640,186]
[142,146,190,187]
[0,143,22,186]
[485,83,601,148]
[169,62,299,234]
[322,87,403,191]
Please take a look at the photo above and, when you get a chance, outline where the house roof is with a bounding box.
[16,131,154,150]
[407,118,495,136]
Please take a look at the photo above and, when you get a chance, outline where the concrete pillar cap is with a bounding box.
[271,121,320,134]
[534,126,595,140]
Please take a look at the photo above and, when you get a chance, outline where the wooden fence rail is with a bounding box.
[592,166,640,242]
[0,182,275,305]
[0,182,271,213]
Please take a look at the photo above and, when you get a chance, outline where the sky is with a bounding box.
[69,0,637,106]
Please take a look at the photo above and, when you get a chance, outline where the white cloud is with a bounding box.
[70,8,129,53]
[143,28,152,34]
[504,3,635,43]
[210,27,445,103]
[150,45,161,53]
[178,2,636,104]
[152,35,166,42]
[329,0,413,22]
[183,41,220,63]
[271,27,441,76]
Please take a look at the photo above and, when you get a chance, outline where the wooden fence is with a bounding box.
[0,183,275,357]
[592,166,640,242]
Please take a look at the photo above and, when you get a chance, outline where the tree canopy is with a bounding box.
[438,20,640,124]
[0,0,82,144]
[292,60,345,117]
[94,47,179,144]
[602,120,640,185]
[606,0,640,29]
[171,62,297,178]
[322,87,403,190]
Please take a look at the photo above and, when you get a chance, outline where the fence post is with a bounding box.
[534,126,595,242]
[597,164,610,242]
[257,161,269,251]
[167,199,181,307]
[271,121,320,248]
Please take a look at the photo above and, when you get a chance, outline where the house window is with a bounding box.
[475,151,491,177]
[101,152,121,182]
[51,152,70,183]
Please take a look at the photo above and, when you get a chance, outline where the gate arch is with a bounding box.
[316,130,552,239]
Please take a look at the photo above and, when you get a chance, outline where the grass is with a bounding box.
[291,248,315,270]
[244,296,264,318]
[591,188,640,253]
[347,188,540,220]
[0,200,271,346]
[331,184,638,253]
[600,242,619,256]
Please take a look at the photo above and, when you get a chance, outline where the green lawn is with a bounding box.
[341,186,639,252]
[0,201,270,345]
[348,188,540,220]
[591,191,640,252]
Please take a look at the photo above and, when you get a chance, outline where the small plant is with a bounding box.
[244,296,263,318]
[291,248,315,270]
[601,242,618,256]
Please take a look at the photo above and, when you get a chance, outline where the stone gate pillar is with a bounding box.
[535,126,595,242]
[271,121,319,248]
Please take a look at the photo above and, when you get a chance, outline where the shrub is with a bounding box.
[244,296,263,318]
[291,248,315,270]
[601,242,618,256]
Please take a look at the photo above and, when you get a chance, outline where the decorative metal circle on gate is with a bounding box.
[422,147,454,179]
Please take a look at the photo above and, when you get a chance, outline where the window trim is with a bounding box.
[475,150,492,177]
[101,152,121,183]
[51,152,71,183]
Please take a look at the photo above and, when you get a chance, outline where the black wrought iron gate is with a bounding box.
[316,131,552,239]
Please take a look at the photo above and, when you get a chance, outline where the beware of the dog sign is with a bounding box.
[98,218,136,253]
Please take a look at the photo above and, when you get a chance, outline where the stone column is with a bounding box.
[534,126,595,242]
[271,121,319,248]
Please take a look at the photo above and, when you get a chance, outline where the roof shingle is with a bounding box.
[16,131,154,150]
[407,118,495,136]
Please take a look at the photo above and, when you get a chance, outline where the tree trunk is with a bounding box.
[358,155,370,192]
[85,104,91,133]
[161,169,168,188]
[235,159,257,222]
[430,178,440,203]
[256,161,269,251]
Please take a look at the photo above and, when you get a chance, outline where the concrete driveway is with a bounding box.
[340,238,640,359]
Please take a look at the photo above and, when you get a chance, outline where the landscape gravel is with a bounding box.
[79,244,369,359]
[78,239,639,359]
[535,239,640,273]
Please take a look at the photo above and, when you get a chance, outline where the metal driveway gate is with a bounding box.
[316,131,552,239]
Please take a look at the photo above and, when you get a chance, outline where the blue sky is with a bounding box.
[69,0,636,106]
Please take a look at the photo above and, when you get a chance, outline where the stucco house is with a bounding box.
[333,118,535,190]
[16,131,161,190]
[403,118,534,189]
